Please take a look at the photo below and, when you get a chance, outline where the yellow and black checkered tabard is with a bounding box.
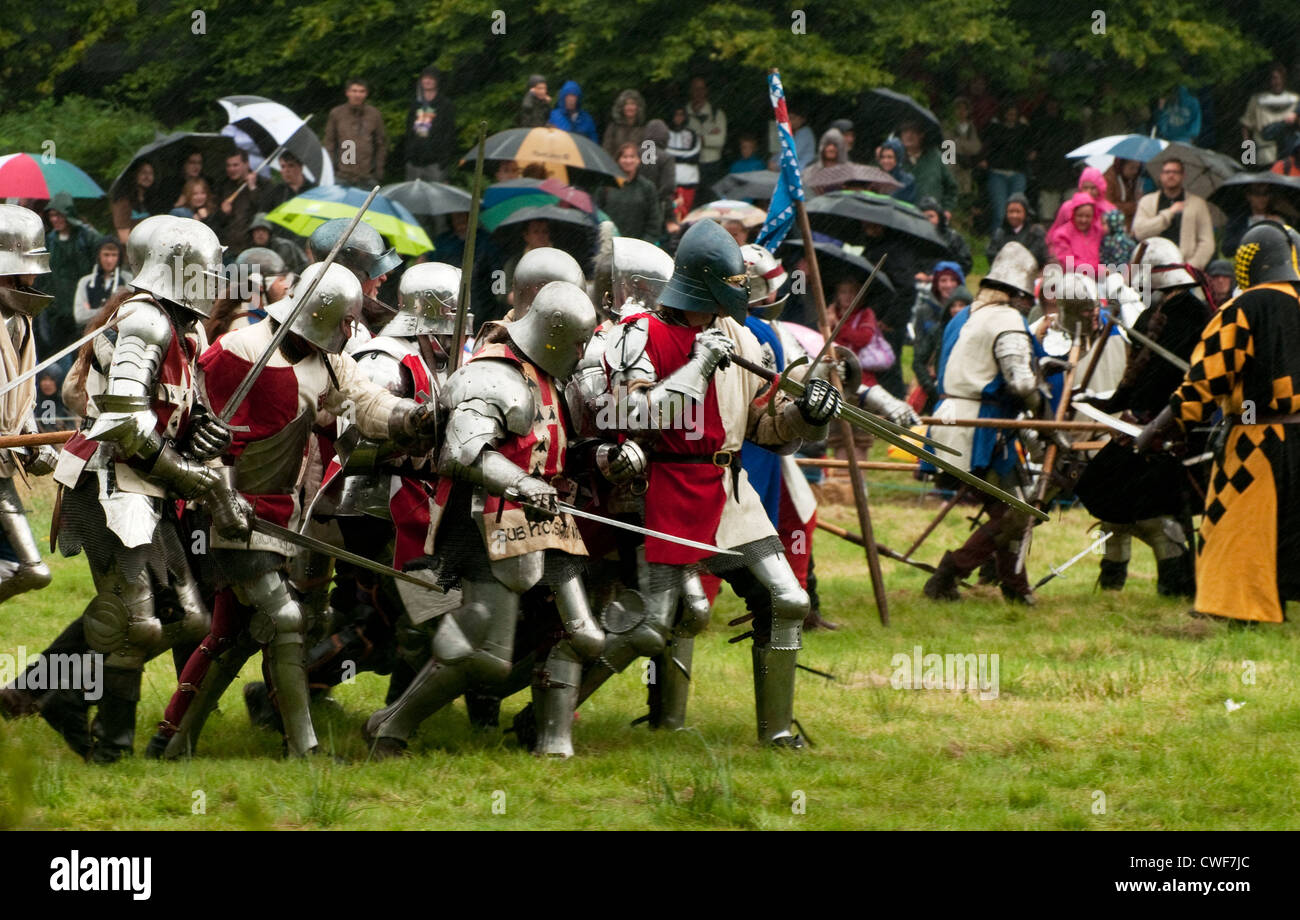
[1204,425,1283,526]
[1273,375,1300,413]
[1173,305,1254,424]
[1235,242,1261,290]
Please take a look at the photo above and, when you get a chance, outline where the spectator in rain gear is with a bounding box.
[1048,166,1114,238]
[602,89,647,159]
[1240,63,1300,166]
[987,192,1049,267]
[1099,208,1138,267]
[548,80,599,144]
[875,138,915,203]
[804,127,848,195]
[518,75,552,127]
[403,67,457,181]
[1047,192,1104,274]
[914,260,966,344]
[39,192,100,357]
[900,119,958,214]
[918,196,972,274]
[1103,157,1145,230]
[1151,85,1202,144]
[73,237,132,329]
[912,283,973,413]
[597,142,664,241]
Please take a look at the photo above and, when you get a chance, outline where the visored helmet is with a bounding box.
[129,216,225,317]
[384,262,464,337]
[508,280,597,378]
[307,218,401,280]
[740,242,790,319]
[659,219,750,322]
[610,237,673,318]
[981,241,1039,299]
[266,261,363,354]
[512,247,585,316]
[1234,219,1300,288]
[0,204,53,317]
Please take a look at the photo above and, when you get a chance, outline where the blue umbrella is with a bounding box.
[1066,134,1168,162]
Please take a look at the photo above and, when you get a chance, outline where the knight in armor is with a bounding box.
[922,242,1047,604]
[364,280,611,759]
[1136,220,1300,623]
[150,261,439,759]
[6,216,241,761]
[1075,238,1212,596]
[564,219,841,748]
[306,218,403,337]
[242,261,466,731]
[0,204,59,605]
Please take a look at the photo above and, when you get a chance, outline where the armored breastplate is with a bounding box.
[234,408,313,494]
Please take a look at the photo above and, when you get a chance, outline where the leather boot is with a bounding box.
[89,667,141,764]
[994,548,1035,606]
[1098,559,1128,590]
[923,552,963,601]
[1156,553,1195,598]
[38,688,93,760]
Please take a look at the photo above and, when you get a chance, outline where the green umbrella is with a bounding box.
[265,185,432,257]
[0,152,104,198]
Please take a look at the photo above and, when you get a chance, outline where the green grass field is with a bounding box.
[2,474,1298,831]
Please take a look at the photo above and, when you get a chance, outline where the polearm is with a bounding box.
[1015,321,1083,574]
[450,122,489,372]
[729,352,1048,521]
[0,311,126,398]
[0,429,76,449]
[918,417,1108,431]
[815,520,975,588]
[901,485,967,560]
[217,185,382,423]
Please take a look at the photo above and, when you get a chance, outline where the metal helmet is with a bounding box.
[0,205,53,317]
[1233,219,1300,288]
[235,246,287,279]
[610,237,674,318]
[740,243,790,319]
[384,262,464,337]
[307,218,402,280]
[508,280,597,378]
[660,219,750,322]
[1135,237,1196,293]
[0,204,51,276]
[124,214,175,274]
[981,241,1039,299]
[512,247,585,315]
[1045,269,1098,326]
[266,262,364,354]
[129,217,225,317]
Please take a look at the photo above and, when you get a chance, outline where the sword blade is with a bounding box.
[1072,401,1145,439]
[1032,531,1112,590]
[1115,317,1191,373]
[555,501,741,556]
[251,519,447,593]
[0,311,125,398]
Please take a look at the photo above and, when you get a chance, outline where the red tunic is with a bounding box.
[616,313,727,565]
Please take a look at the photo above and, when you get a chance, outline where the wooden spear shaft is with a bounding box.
[0,429,76,449]
[794,196,890,625]
[794,458,919,471]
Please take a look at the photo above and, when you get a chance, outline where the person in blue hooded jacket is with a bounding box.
[1151,85,1202,144]
[548,80,599,144]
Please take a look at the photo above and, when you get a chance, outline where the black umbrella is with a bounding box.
[379,179,473,217]
[489,204,596,262]
[777,238,896,293]
[805,190,948,256]
[217,95,333,186]
[712,170,778,200]
[1208,171,1300,222]
[860,88,943,147]
[109,131,237,203]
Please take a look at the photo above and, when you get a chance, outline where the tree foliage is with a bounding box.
[2,0,1295,186]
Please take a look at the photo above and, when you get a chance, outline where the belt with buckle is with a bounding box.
[649,450,742,500]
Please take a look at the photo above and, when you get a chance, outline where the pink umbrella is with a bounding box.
[538,178,595,214]
[0,153,53,198]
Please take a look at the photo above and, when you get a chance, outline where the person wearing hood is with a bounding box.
[918,196,972,274]
[987,192,1049,266]
[518,75,551,127]
[38,192,100,358]
[1047,192,1104,274]
[602,88,647,158]
[913,260,965,344]
[324,77,389,187]
[1099,208,1138,267]
[403,67,457,181]
[804,127,848,195]
[1151,85,1202,144]
[912,282,973,414]
[1048,166,1115,238]
[73,236,132,330]
[548,80,599,144]
[638,118,677,222]
[875,138,916,203]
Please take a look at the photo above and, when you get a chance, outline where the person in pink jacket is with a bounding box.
[1047,192,1103,274]
[1049,166,1115,237]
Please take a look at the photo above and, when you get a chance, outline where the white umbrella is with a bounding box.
[217,95,334,186]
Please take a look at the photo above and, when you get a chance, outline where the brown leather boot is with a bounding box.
[923,553,962,601]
